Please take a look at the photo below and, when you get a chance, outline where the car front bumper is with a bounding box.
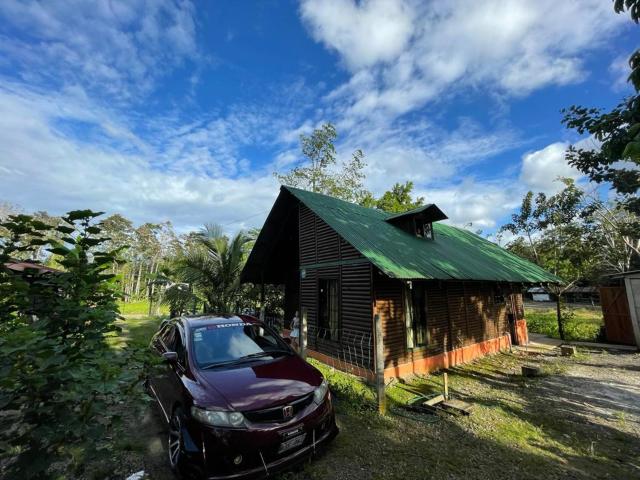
[185,396,338,479]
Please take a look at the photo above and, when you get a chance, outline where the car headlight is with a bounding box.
[190,406,246,428]
[313,379,329,405]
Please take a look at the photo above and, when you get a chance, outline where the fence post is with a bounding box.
[300,307,307,359]
[374,313,386,415]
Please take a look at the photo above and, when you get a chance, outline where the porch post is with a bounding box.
[300,307,308,359]
[374,313,386,415]
[259,276,265,321]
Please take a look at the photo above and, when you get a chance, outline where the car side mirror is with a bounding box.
[162,351,178,363]
[283,337,292,345]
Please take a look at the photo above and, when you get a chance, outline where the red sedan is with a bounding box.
[146,315,338,479]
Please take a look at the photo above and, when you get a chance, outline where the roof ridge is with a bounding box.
[281,185,390,218]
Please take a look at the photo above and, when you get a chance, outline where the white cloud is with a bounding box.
[519,142,583,194]
[301,0,624,122]
[610,54,633,92]
[337,117,522,194]
[300,0,414,70]
[415,179,521,230]
[0,0,197,101]
[0,84,284,231]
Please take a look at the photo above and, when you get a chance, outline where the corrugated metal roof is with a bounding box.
[285,186,562,284]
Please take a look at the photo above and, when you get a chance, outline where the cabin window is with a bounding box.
[318,278,339,341]
[405,283,428,348]
[416,221,434,240]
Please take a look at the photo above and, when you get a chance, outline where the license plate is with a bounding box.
[278,433,306,453]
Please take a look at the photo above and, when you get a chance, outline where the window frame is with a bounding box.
[317,277,341,342]
[405,282,429,349]
[414,219,434,240]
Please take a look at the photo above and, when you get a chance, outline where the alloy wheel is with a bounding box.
[168,412,183,470]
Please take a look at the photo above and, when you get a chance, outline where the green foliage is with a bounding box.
[561,1,640,226]
[526,308,604,342]
[0,211,150,478]
[502,179,601,282]
[367,181,425,213]
[164,223,252,315]
[275,122,372,204]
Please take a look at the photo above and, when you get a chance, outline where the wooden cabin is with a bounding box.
[241,186,560,379]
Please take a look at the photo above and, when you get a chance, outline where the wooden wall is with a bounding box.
[374,272,524,368]
[298,205,373,365]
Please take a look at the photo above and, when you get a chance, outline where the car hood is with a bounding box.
[194,354,322,411]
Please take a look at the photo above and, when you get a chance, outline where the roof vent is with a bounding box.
[385,204,448,239]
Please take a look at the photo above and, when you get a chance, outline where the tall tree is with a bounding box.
[500,191,543,264]
[276,122,371,203]
[501,179,601,339]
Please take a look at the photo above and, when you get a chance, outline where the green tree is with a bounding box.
[0,211,145,478]
[166,224,251,314]
[500,191,543,264]
[561,1,640,229]
[501,180,601,339]
[276,122,371,203]
[373,181,425,213]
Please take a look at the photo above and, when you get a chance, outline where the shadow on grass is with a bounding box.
[304,351,640,480]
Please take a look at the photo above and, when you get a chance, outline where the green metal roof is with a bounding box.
[285,186,562,284]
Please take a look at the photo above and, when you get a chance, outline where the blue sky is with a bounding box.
[0,0,636,238]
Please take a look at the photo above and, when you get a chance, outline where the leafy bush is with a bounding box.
[0,211,150,478]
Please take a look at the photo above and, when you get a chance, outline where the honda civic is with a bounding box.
[146,314,338,479]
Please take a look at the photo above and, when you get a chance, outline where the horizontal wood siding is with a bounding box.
[299,205,316,266]
[375,278,523,368]
[298,205,373,367]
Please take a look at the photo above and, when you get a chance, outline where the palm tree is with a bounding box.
[164,224,251,315]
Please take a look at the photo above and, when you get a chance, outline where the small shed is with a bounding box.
[527,287,551,302]
[600,271,640,347]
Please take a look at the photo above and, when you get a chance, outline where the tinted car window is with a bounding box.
[159,324,176,350]
[174,325,186,364]
[192,322,287,368]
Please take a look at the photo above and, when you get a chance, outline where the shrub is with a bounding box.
[0,211,149,478]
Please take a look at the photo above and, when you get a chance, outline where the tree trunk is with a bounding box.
[556,293,565,341]
[134,262,143,297]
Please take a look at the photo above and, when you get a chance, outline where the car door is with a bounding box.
[149,323,177,421]
[162,324,188,412]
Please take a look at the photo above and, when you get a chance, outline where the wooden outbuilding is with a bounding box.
[242,187,561,379]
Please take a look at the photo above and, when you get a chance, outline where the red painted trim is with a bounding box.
[305,334,513,381]
[515,319,529,345]
[383,335,512,379]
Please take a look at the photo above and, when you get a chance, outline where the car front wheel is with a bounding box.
[168,408,186,474]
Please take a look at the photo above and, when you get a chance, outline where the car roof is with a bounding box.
[179,314,260,329]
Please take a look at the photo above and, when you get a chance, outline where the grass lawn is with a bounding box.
[101,315,639,480]
[301,351,639,480]
[118,299,169,316]
[526,306,604,342]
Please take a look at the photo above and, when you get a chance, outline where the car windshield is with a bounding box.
[192,322,290,369]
